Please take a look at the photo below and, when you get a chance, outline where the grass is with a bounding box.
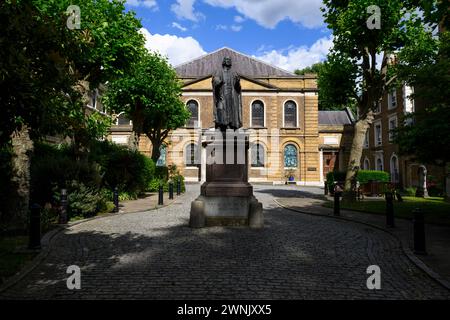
[324,196,450,226]
[0,236,38,286]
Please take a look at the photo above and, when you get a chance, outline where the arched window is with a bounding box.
[284,101,297,128]
[185,143,199,166]
[284,144,298,168]
[376,156,383,171]
[117,113,131,125]
[363,158,370,170]
[390,155,399,183]
[251,100,264,127]
[156,145,167,167]
[251,143,265,167]
[186,100,199,127]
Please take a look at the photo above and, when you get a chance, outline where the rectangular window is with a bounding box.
[388,116,398,142]
[374,122,382,146]
[364,130,369,148]
[374,101,381,114]
[388,89,397,109]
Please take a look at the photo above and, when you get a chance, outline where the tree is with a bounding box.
[319,0,429,200]
[103,52,190,162]
[0,0,145,228]
[394,0,449,164]
[295,62,350,111]
[294,62,324,76]
[33,0,146,156]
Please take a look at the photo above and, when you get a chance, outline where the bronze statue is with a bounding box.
[212,57,242,130]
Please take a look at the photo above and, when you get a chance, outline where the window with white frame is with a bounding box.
[388,89,397,109]
[373,100,381,114]
[363,158,370,170]
[364,130,369,148]
[284,101,297,128]
[251,143,265,168]
[388,115,398,142]
[374,122,382,146]
[390,154,399,183]
[185,143,199,166]
[186,100,199,127]
[251,100,265,127]
[376,156,384,171]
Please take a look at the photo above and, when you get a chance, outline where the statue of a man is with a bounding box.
[212,57,242,130]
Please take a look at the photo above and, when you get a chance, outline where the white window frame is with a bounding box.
[388,89,397,110]
[363,157,370,170]
[363,130,369,149]
[388,115,398,143]
[390,153,399,183]
[373,100,381,114]
[249,99,266,128]
[282,100,299,128]
[374,121,382,147]
[185,99,201,128]
[375,154,384,171]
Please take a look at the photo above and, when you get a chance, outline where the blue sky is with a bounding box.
[125,0,333,71]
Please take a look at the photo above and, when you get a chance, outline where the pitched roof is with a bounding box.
[319,109,354,125]
[175,47,298,78]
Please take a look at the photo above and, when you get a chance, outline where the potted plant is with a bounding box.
[285,169,295,183]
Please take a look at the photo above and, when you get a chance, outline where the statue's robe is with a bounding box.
[212,68,242,130]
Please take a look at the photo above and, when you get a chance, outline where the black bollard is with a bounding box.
[176,178,181,196]
[59,188,68,224]
[113,186,119,213]
[413,208,427,255]
[169,181,174,200]
[324,181,328,195]
[385,192,395,227]
[334,192,341,216]
[29,203,41,249]
[158,183,164,205]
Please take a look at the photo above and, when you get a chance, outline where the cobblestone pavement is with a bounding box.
[1,185,449,300]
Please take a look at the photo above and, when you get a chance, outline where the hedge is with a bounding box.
[326,170,390,189]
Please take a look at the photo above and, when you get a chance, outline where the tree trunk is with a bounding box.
[10,126,34,230]
[150,138,161,163]
[343,111,374,201]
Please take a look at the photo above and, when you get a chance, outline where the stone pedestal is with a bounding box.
[189,132,263,228]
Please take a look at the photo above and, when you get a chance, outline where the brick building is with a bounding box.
[109,47,354,185]
[361,84,445,191]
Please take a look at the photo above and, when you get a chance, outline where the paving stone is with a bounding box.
[1,185,449,299]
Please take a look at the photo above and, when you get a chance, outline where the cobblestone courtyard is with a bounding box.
[1,185,449,299]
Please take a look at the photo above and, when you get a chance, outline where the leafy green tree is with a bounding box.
[320,0,430,199]
[394,7,449,166]
[294,62,324,76]
[103,52,190,162]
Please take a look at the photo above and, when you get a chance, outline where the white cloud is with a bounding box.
[171,0,204,22]
[172,22,188,32]
[126,0,158,10]
[203,0,324,29]
[140,28,206,66]
[234,15,245,23]
[231,25,242,32]
[216,24,228,31]
[254,36,333,72]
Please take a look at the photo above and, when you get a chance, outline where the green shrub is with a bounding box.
[404,187,417,196]
[356,170,390,184]
[53,181,107,219]
[155,165,169,180]
[31,143,102,205]
[90,140,155,195]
